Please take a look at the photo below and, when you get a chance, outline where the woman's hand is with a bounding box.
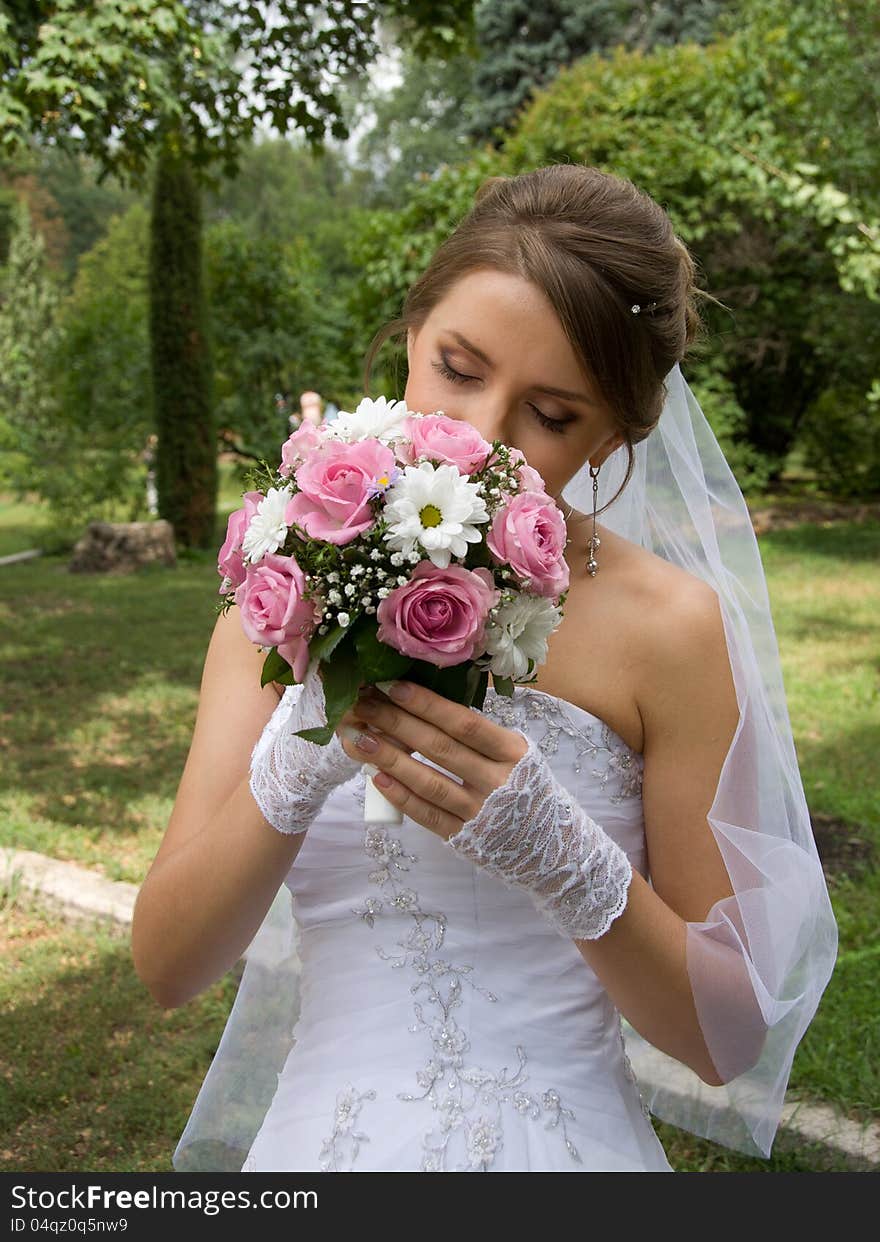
[335,680,528,840]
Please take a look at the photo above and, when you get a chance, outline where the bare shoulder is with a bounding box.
[599,524,733,703]
[634,551,738,737]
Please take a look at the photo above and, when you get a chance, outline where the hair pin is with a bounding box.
[631,301,658,315]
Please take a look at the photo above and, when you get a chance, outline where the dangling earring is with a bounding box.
[587,463,601,577]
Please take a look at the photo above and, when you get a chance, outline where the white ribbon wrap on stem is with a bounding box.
[362,763,404,824]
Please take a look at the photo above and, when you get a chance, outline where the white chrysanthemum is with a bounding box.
[484,594,562,680]
[383,461,489,568]
[324,395,411,444]
[242,486,293,563]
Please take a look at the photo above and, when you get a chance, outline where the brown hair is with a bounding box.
[362,163,719,515]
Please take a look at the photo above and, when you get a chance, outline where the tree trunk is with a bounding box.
[149,146,217,549]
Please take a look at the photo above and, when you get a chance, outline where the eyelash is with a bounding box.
[430,357,570,435]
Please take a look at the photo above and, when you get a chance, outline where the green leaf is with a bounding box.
[260,646,295,688]
[308,622,348,665]
[353,620,413,684]
[491,675,514,698]
[405,659,475,706]
[294,642,360,746]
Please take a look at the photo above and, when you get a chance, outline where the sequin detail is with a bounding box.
[318,1084,377,1171]
[618,1017,653,1123]
[346,823,582,1171]
[481,686,644,803]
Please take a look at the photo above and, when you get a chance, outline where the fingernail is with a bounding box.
[378,680,412,701]
[340,725,378,753]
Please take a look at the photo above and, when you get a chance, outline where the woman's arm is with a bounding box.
[338,579,757,1087]
[570,578,750,1085]
[131,610,307,1010]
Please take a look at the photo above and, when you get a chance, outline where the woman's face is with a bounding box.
[404,268,624,499]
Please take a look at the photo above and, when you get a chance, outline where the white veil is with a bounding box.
[562,361,838,1156]
[171,361,837,1170]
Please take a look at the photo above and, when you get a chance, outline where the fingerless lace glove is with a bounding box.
[249,669,361,835]
[446,734,633,941]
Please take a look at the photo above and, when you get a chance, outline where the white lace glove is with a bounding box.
[446,734,633,941]
[249,667,361,835]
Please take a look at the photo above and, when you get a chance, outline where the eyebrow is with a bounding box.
[445,329,597,407]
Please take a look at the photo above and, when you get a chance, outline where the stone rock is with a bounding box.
[68,520,177,574]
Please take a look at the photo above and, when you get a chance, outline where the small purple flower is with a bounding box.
[367,465,401,499]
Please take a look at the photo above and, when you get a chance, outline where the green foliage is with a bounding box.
[0,1,479,181]
[0,198,62,502]
[149,148,216,548]
[204,217,359,466]
[205,218,312,461]
[0,3,482,560]
[347,151,502,396]
[347,3,879,492]
[49,202,153,527]
[0,195,159,535]
[682,355,774,494]
[466,0,730,144]
[797,384,880,500]
[470,0,616,143]
[344,42,480,207]
[36,146,137,277]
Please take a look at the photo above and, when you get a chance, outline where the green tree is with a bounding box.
[345,42,479,206]
[35,146,137,278]
[1,1,479,546]
[348,4,879,492]
[52,203,154,525]
[149,149,215,547]
[202,136,371,284]
[0,199,61,501]
[466,0,730,143]
[205,218,349,468]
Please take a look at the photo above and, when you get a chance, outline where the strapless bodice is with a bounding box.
[241,685,672,1172]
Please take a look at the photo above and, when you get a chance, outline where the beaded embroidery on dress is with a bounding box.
[239,685,672,1172]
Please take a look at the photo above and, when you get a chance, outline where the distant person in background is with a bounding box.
[299,391,324,427]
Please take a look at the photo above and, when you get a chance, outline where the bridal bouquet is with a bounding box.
[216,396,570,769]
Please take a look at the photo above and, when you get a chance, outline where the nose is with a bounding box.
[445,401,512,446]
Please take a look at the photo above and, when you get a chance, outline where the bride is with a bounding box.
[131,164,837,1172]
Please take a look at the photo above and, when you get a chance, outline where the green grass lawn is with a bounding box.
[1,483,877,1171]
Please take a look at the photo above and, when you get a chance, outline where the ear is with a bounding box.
[593,431,626,469]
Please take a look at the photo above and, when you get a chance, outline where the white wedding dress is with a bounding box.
[240,685,674,1173]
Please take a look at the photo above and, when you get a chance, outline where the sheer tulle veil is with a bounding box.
[172,361,837,1171]
[561,361,837,1155]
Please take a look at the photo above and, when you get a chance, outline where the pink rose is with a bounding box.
[376,561,500,668]
[487,491,570,598]
[234,552,317,682]
[398,414,492,474]
[506,447,547,493]
[285,438,395,545]
[279,422,323,478]
[217,491,263,590]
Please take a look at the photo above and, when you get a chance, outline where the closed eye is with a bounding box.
[430,356,573,435]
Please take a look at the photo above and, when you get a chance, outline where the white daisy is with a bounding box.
[242,486,293,563]
[484,594,562,681]
[324,395,411,444]
[382,461,489,568]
